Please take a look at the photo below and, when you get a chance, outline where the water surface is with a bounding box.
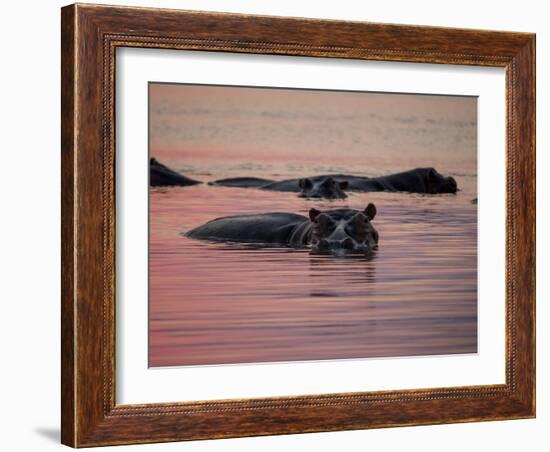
[148,84,477,367]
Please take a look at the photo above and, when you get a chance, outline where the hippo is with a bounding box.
[150,158,202,187]
[297,177,348,199]
[209,167,457,197]
[207,175,348,199]
[185,203,379,254]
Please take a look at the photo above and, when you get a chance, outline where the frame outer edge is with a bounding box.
[60,3,536,446]
[531,35,537,417]
[61,3,77,448]
[514,35,536,416]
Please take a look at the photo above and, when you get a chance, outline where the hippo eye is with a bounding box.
[315,215,336,233]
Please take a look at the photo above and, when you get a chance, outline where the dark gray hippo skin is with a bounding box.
[150,158,202,187]
[208,175,348,199]
[298,177,348,199]
[209,167,457,197]
[185,203,379,253]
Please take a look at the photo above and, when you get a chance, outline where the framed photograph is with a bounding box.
[61,3,535,447]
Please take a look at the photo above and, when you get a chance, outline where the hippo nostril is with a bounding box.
[341,238,355,249]
[318,239,329,249]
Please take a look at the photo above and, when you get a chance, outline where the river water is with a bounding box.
[148,84,477,367]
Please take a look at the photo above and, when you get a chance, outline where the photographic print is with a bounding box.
[148,83,477,368]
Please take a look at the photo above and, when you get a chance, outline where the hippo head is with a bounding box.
[298,177,349,199]
[424,167,458,194]
[309,203,379,254]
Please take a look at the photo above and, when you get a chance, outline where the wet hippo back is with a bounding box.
[207,177,274,188]
[150,158,202,187]
[259,179,301,192]
[186,212,310,246]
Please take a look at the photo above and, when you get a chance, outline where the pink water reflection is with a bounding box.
[148,84,477,367]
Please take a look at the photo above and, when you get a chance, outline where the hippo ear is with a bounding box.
[299,178,313,189]
[427,167,437,180]
[309,208,322,222]
[364,203,376,220]
[150,157,157,165]
[339,180,349,190]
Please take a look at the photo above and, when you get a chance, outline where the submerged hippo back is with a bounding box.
[185,212,309,245]
[208,177,274,188]
[374,167,457,194]
[150,158,202,187]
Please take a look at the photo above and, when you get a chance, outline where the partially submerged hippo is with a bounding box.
[150,158,202,187]
[185,203,379,254]
[208,175,348,198]
[209,167,457,197]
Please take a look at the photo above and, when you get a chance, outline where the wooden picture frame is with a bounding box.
[61,3,535,447]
